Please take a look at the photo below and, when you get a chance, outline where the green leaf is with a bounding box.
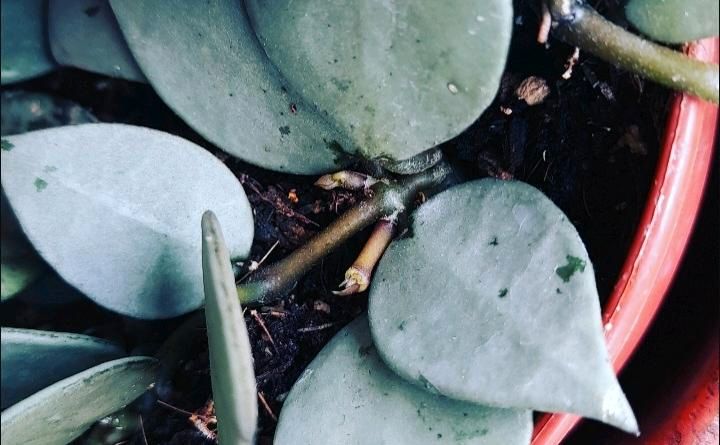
[368,179,638,433]
[0,356,158,445]
[0,124,254,319]
[626,0,719,44]
[246,0,512,162]
[201,211,257,445]
[275,316,532,445]
[48,0,146,82]
[0,0,57,85]
[1,237,45,301]
[110,0,356,174]
[1,328,124,409]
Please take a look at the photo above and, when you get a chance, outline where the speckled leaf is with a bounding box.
[110,0,356,174]
[369,179,638,433]
[626,0,719,44]
[275,316,532,445]
[0,124,254,319]
[48,0,146,82]
[201,212,257,445]
[246,0,512,162]
[1,328,124,409]
[0,356,158,445]
[1,0,57,84]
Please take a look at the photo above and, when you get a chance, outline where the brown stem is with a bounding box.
[334,217,396,296]
[238,161,453,305]
[546,0,719,103]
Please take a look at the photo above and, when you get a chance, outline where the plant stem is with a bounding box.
[237,161,453,305]
[546,0,719,103]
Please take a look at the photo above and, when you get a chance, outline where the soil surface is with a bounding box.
[1,0,671,443]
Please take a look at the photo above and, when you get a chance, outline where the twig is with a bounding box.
[237,240,280,283]
[237,161,453,305]
[257,391,278,422]
[250,309,276,347]
[537,1,552,44]
[545,0,719,102]
[157,400,195,417]
[138,415,148,445]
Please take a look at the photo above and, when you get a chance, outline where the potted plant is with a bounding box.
[1,0,717,444]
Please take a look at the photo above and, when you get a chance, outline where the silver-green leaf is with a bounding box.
[110,0,356,174]
[626,0,719,44]
[246,0,512,161]
[0,124,254,319]
[0,237,45,301]
[275,316,532,445]
[1,328,124,409]
[48,0,146,82]
[0,356,158,445]
[368,179,638,433]
[0,0,57,85]
[201,211,257,445]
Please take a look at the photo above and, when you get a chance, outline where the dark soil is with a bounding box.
[1,0,672,443]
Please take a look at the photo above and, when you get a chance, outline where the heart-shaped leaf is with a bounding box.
[110,0,356,174]
[1,328,124,409]
[626,0,719,44]
[0,356,158,445]
[201,211,257,445]
[246,0,512,162]
[0,124,254,319]
[368,179,638,433]
[48,0,146,82]
[275,315,532,445]
[0,0,57,84]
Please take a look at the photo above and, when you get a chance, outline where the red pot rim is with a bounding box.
[532,38,720,444]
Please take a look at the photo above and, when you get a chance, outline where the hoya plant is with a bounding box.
[1,0,718,444]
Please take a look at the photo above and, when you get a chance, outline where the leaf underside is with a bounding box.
[0,356,158,445]
[1,327,124,409]
[369,179,638,433]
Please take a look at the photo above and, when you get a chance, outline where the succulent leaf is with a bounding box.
[201,211,258,445]
[0,124,254,319]
[110,0,356,174]
[246,0,513,161]
[275,316,532,445]
[368,179,638,433]
[0,356,158,445]
[626,0,719,44]
[1,328,124,409]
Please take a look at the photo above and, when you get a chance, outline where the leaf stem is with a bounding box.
[545,0,719,103]
[237,161,453,305]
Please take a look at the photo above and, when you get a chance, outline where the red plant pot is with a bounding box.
[531,38,720,444]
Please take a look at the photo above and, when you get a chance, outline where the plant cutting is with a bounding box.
[0,0,717,444]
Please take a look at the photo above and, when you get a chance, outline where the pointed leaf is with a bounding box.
[275,316,532,445]
[369,179,638,433]
[110,0,356,174]
[0,356,158,445]
[0,124,254,319]
[1,328,124,409]
[0,0,57,84]
[246,0,512,162]
[48,0,146,82]
[201,211,257,444]
[626,0,719,44]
